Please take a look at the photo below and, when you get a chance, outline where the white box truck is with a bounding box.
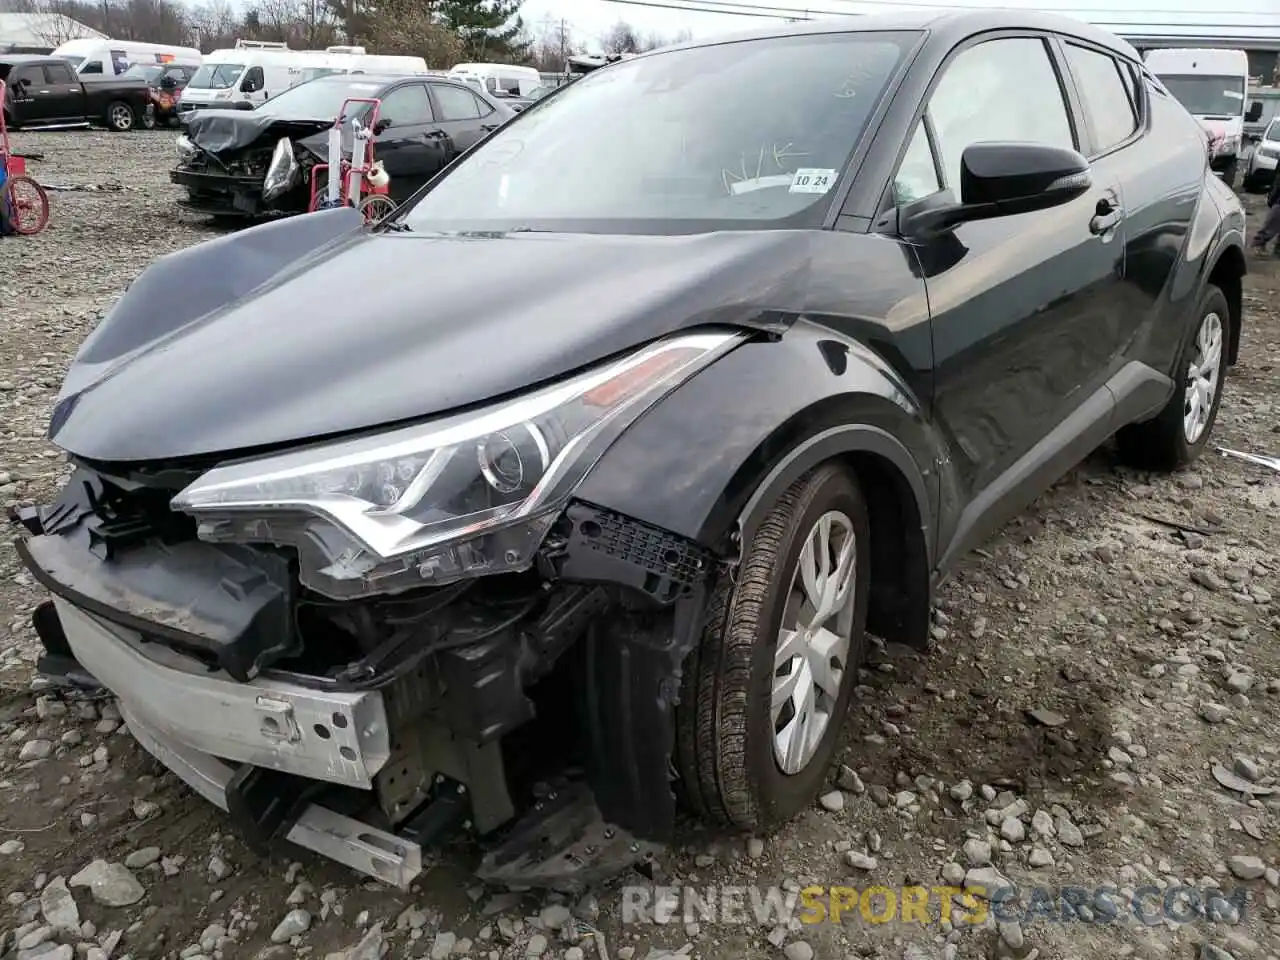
[1144,48,1257,188]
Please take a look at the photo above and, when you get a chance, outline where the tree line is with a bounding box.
[0,0,690,71]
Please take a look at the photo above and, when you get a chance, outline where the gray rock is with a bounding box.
[270,909,312,944]
[19,739,53,761]
[538,904,570,930]
[525,934,548,958]
[38,877,79,933]
[431,933,457,960]
[783,942,814,960]
[1,839,26,855]
[963,867,1013,898]
[746,837,765,859]
[941,862,966,886]
[818,790,845,812]
[1028,847,1054,868]
[963,839,992,867]
[1055,817,1084,847]
[846,851,878,871]
[123,848,160,870]
[1199,946,1237,960]
[68,861,144,907]
[1200,702,1231,724]
[1226,856,1266,880]
[1000,817,1025,843]
[1031,810,1055,838]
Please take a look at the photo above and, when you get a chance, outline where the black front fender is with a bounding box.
[576,320,944,649]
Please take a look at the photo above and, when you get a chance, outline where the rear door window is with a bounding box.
[1063,42,1140,153]
[431,82,484,121]
[44,62,75,84]
[80,60,103,74]
[378,83,434,125]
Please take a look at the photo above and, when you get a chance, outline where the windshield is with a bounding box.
[526,82,557,100]
[122,64,163,83]
[189,63,245,89]
[255,78,385,118]
[1157,74,1246,118]
[401,31,913,233]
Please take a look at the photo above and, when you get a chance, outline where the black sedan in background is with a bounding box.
[171,73,515,218]
[16,9,1247,888]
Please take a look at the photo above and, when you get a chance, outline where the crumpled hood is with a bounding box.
[48,214,812,463]
[185,109,333,155]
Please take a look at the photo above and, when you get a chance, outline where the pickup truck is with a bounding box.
[1,55,152,131]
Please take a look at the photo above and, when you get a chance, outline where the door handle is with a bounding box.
[481,123,498,131]
[1089,197,1123,235]
[422,130,447,140]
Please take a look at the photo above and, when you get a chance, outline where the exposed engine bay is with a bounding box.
[172,115,333,217]
[12,451,719,890]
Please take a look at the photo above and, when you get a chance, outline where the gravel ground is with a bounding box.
[1,128,1278,960]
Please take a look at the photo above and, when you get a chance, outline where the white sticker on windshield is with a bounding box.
[789,168,837,194]
[1223,89,1244,99]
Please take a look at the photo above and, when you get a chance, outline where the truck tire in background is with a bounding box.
[106,101,135,132]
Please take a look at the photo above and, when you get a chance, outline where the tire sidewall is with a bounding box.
[108,102,134,132]
[742,466,870,822]
[1171,285,1231,461]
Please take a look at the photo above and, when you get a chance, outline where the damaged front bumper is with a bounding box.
[10,471,716,889]
[171,168,278,217]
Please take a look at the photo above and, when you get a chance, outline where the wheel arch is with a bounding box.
[577,325,941,653]
[1206,238,1246,366]
[730,422,933,653]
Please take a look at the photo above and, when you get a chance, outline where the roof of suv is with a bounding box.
[651,9,1142,64]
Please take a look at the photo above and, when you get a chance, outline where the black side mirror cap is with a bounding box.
[902,141,1091,241]
[1246,102,1263,123]
[373,117,392,134]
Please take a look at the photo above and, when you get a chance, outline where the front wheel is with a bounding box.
[106,101,135,132]
[675,462,870,830]
[1115,284,1230,471]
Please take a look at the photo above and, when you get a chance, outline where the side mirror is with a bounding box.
[373,117,392,134]
[1246,101,1263,123]
[160,75,178,90]
[902,141,1091,240]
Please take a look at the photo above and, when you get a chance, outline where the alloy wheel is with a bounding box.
[110,104,133,130]
[1183,310,1223,445]
[771,510,857,775]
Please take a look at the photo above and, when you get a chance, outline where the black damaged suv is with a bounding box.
[12,8,1245,888]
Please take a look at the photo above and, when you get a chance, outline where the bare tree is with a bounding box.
[188,0,238,49]
[599,18,638,56]
[526,13,574,72]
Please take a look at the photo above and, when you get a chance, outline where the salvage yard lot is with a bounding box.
[0,128,1278,960]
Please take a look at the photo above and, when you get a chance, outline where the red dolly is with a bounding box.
[306,96,396,224]
[0,80,50,236]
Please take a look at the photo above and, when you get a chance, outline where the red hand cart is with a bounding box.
[0,80,50,236]
[306,96,397,224]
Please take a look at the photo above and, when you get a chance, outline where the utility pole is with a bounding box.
[559,17,566,65]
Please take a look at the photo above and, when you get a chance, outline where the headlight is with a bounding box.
[172,330,743,599]
[175,134,195,160]
[262,137,299,201]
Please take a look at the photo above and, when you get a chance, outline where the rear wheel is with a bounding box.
[675,463,870,830]
[358,194,396,223]
[106,101,135,132]
[1115,284,1230,471]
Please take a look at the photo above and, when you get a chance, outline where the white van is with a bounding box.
[449,62,541,98]
[179,42,428,119]
[50,38,202,77]
[1144,48,1254,187]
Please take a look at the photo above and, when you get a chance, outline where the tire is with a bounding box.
[1115,284,1230,472]
[106,101,135,132]
[1221,157,1238,190]
[675,462,870,831]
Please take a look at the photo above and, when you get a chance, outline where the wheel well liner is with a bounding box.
[735,425,932,650]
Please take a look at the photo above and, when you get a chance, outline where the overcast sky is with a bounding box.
[517,0,1280,56]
